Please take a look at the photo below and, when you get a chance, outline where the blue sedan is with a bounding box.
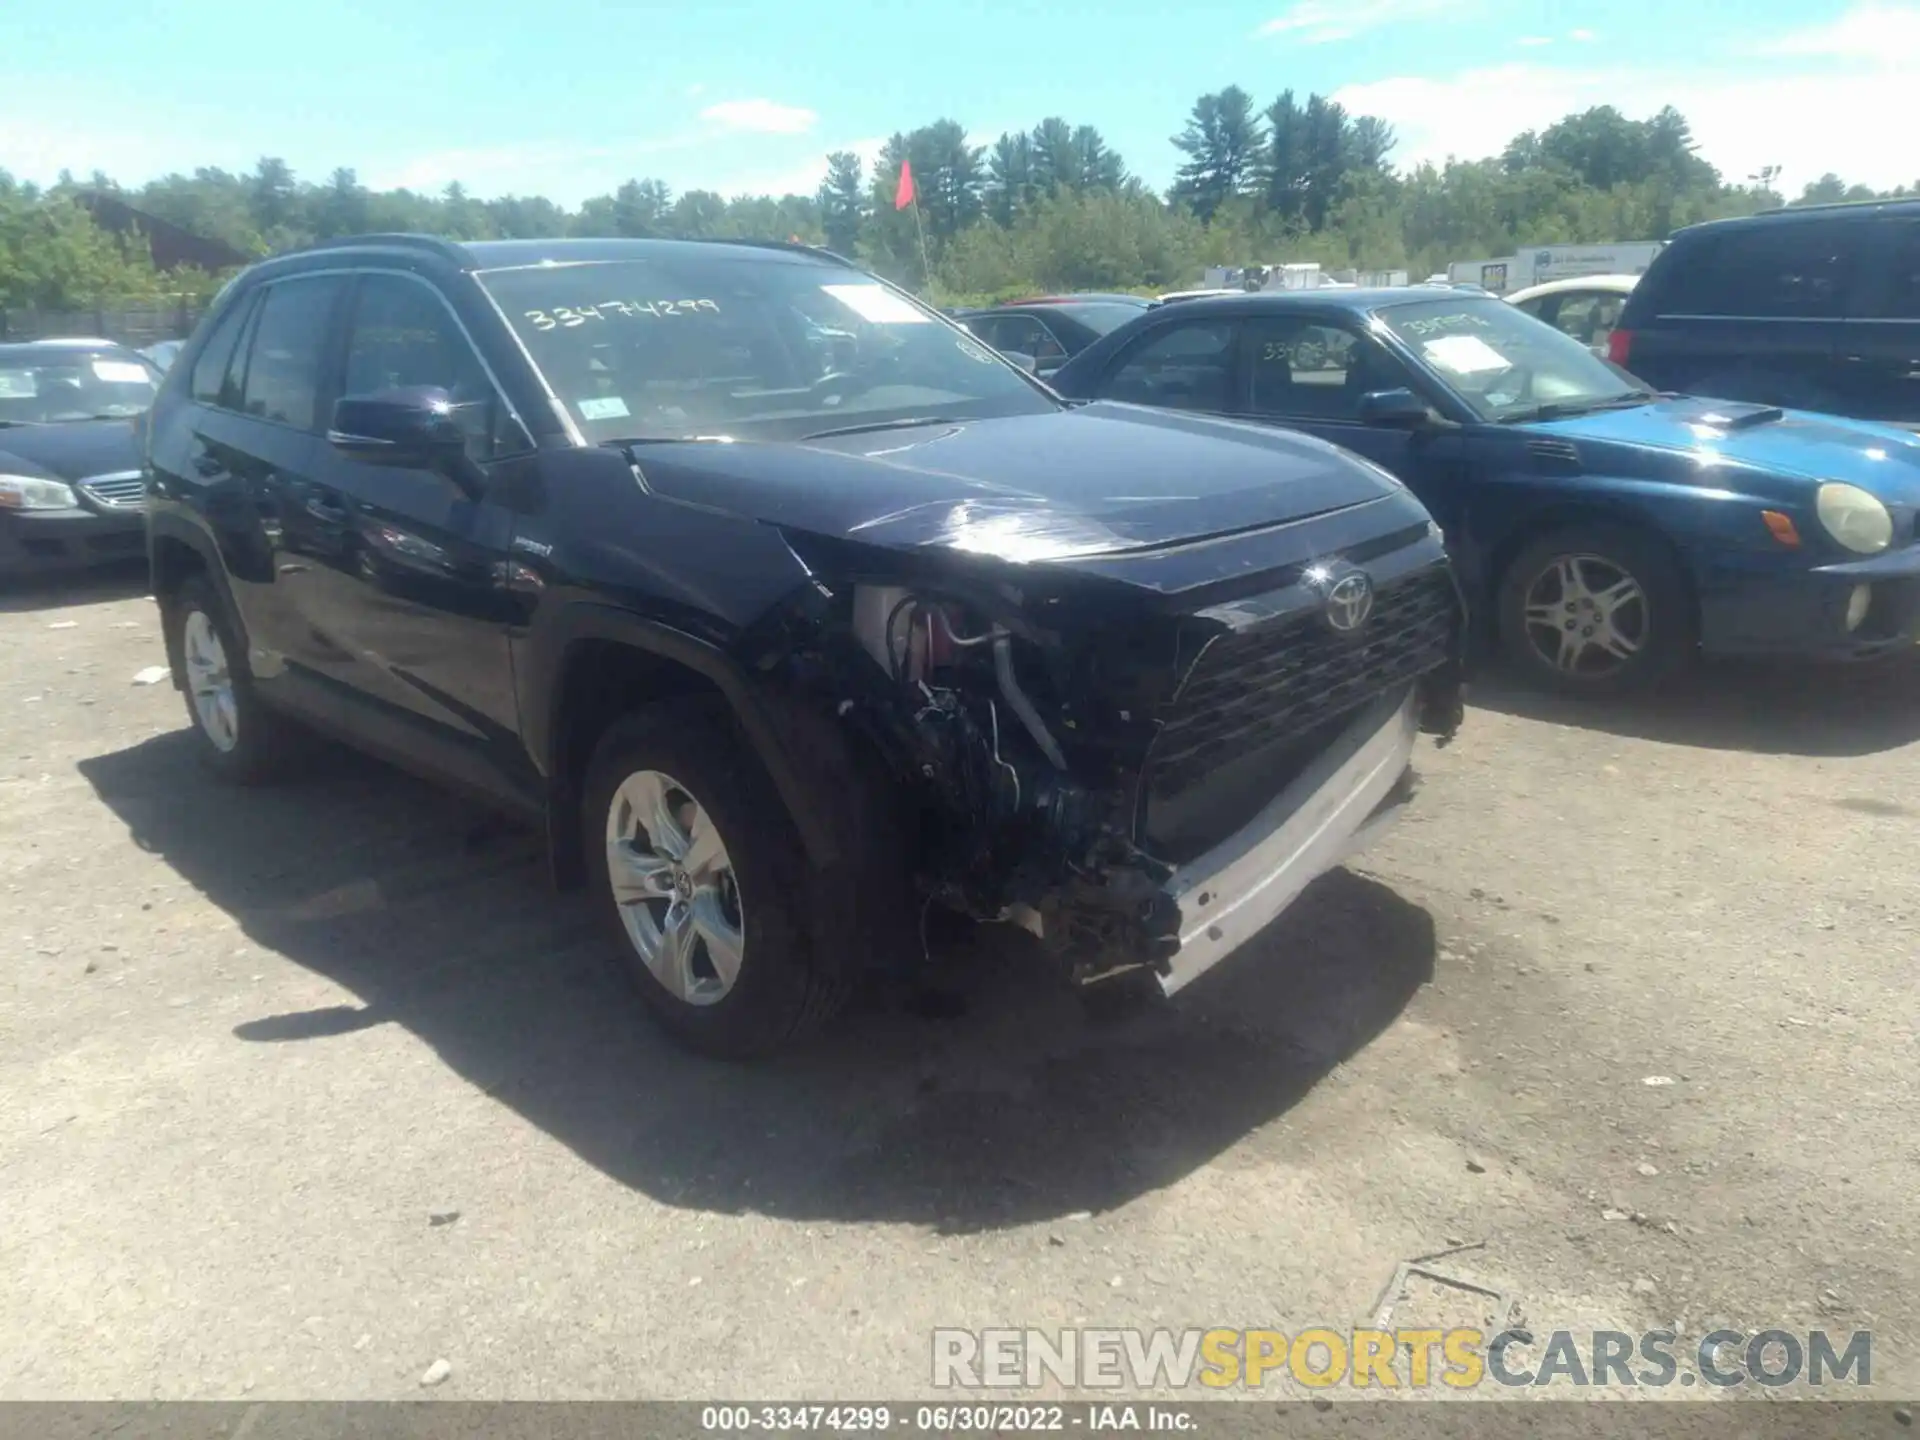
[1048,289,1920,694]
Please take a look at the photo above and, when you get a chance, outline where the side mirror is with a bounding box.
[1005,351,1039,375]
[330,387,468,466]
[1357,387,1431,427]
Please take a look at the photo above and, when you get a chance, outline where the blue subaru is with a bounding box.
[1048,289,1920,694]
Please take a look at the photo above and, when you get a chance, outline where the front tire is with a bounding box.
[164,575,304,782]
[582,699,848,1059]
[1497,524,1693,696]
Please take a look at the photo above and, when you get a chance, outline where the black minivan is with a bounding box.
[1611,198,1920,430]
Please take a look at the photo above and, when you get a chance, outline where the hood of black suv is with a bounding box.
[0,418,141,483]
[629,402,1405,563]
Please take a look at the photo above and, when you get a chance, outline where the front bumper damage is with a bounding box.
[1158,685,1420,996]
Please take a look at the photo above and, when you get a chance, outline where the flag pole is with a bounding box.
[896,158,934,296]
[910,192,933,294]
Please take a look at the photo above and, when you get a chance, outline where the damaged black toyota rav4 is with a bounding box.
[143,235,1465,1057]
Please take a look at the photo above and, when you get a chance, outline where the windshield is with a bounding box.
[1375,297,1645,421]
[476,255,1056,443]
[0,347,160,424]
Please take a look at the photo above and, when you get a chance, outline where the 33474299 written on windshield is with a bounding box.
[931,1327,1873,1390]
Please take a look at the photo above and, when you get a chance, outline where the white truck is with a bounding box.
[1448,242,1665,295]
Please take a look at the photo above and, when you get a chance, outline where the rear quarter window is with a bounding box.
[1633,220,1861,320]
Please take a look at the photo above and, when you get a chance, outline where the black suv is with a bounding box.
[1612,199,1920,428]
[143,234,1465,1057]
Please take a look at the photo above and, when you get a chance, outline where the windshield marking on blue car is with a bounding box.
[1422,334,1510,374]
[1400,312,1492,337]
[820,284,931,325]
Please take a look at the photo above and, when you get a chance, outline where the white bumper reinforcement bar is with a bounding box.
[1158,685,1421,997]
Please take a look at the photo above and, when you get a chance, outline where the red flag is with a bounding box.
[894,159,916,212]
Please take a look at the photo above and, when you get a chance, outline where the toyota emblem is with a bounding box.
[1324,573,1374,634]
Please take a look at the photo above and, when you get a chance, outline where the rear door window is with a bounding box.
[1863,222,1920,320]
[237,276,347,430]
[1663,222,1858,319]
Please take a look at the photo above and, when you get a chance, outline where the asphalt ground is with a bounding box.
[3,565,1916,1405]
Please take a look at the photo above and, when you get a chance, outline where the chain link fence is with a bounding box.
[0,295,207,348]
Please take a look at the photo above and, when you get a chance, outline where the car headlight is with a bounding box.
[1815,483,1892,554]
[0,474,81,511]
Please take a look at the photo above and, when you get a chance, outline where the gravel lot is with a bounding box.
[3,565,1917,1403]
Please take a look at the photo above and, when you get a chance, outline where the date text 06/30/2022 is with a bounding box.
[700,1406,1195,1432]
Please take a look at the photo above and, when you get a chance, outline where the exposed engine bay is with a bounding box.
[758,547,1467,992]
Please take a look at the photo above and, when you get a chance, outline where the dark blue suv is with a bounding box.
[1612,198,1920,429]
[140,235,1465,1056]
[1050,288,1920,694]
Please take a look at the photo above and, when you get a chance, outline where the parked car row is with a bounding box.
[5,217,1915,1061]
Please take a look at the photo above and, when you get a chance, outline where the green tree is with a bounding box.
[1171,86,1265,221]
[985,132,1036,225]
[818,151,867,257]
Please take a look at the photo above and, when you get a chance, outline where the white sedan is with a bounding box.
[1505,274,1639,356]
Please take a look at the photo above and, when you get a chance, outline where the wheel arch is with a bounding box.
[526,603,846,890]
[1483,499,1700,633]
[147,514,241,690]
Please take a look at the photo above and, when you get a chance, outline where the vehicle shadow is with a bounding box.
[0,559,149,614]
[78,731,1436,1233]
[1469,654,1920,758]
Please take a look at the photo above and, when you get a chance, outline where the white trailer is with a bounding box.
[1449,243,1665,295]
[1520,243,1664,284]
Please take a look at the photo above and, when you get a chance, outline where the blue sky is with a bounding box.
[2,0,1913,207]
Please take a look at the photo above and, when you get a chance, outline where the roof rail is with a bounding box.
[697,236,855,266]
[1759,196,1917,217]
[300,232,471,262]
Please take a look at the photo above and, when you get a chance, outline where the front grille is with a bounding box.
[78,471,147,509]
[1149,567,1457,801]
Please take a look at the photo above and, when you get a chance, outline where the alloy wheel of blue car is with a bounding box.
[1520,552,1649,678]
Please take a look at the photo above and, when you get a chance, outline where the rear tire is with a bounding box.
[164,575,305,783]
[1497,523,1693,696]
[582,699,848,1059]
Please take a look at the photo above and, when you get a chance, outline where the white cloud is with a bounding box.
[0,115,205,187]
[364,132,715,203]
[1568,26,1596,41]
[1334,6,1920,192]
[1255,0,1455,43]
[1756,0,1920,59]
[699,99,818,135]
[712,137,887,201]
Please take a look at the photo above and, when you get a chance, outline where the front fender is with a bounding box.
[518,599,843,872]
[146,505,248,687]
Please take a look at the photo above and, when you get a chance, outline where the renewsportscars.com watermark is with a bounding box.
[932,1328,1873,1391]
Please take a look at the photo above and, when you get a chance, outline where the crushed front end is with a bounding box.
[761,501,1466,995]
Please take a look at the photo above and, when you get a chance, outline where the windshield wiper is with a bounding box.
[600,434,736,448]
[1501,391,1653,423]
[0,418,42,429]
[800,416,954,441]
